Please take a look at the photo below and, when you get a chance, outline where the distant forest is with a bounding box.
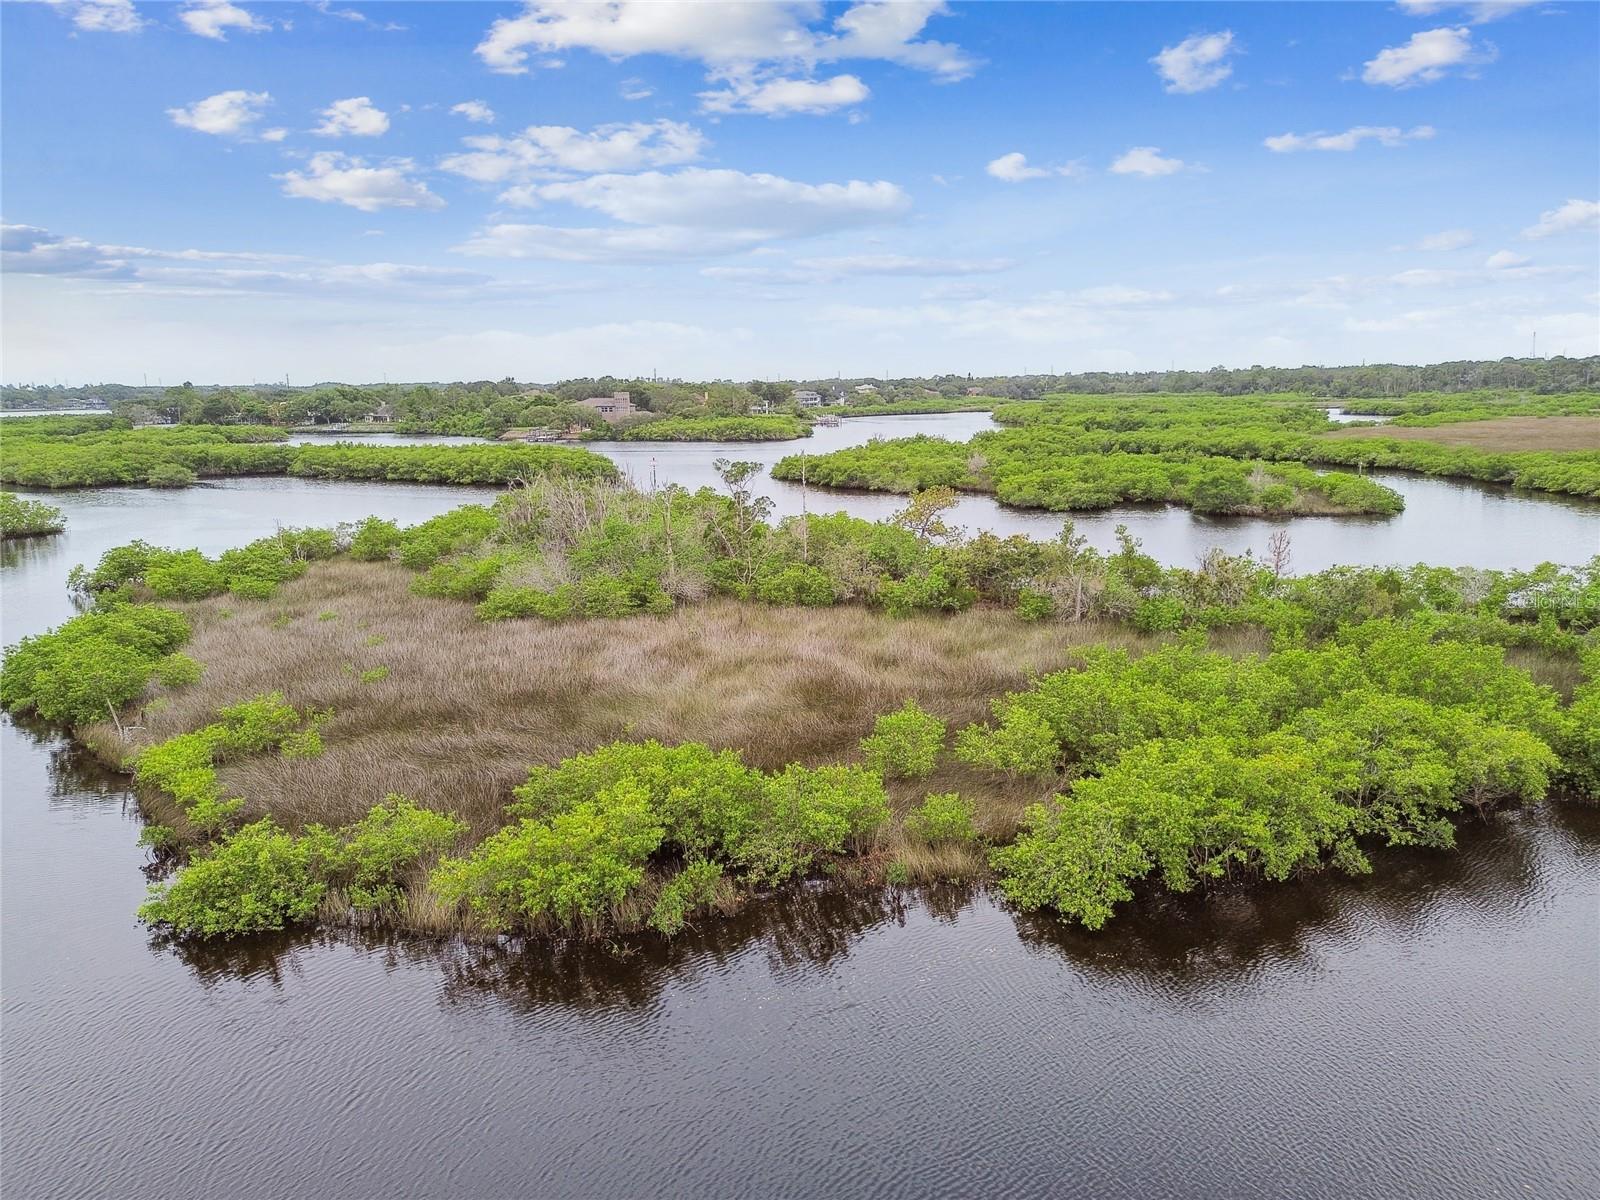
[4,355,1597,417]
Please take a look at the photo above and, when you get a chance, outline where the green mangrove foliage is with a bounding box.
[140,797,466,937]
[609,415,811,442]
[970,621,1580,929]
[69,526,342,602]
[0,415,616,489]
[134,693,330,833]
[0,491,66,538]
[777,393,1600,505]
[0,605,193,724]
[859,699,946,779]
[432,739,889,933]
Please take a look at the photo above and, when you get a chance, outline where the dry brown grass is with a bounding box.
[85,559,1173,845]
[1322,415,1600,452]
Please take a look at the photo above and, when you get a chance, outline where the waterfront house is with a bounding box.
[579,391,637,422]
[791,389,824,408]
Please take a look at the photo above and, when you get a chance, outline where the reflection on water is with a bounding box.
[3,411,1598,1199]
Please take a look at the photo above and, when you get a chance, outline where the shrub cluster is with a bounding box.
[609,415,811,442]
[69,527,341,602]
[967,620,1579,928]
[0,605,193,724]
[134,693,330,833]
[140,796,465,937]
[432,740,890,935]
[0,491,66,538]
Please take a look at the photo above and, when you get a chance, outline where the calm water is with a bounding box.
[3,415,1599,1199]
[287,412,1600,572]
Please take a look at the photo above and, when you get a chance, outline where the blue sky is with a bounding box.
[3,0,1596,384]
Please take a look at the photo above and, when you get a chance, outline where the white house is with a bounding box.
[791,389,824,408]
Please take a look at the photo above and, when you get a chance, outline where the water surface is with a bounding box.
[2,413,1598,1199]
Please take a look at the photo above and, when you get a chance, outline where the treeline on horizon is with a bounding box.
[5,353,1597,417]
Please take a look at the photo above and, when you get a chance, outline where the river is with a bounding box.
[2,414,1598,1199]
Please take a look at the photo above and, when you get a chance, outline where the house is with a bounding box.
[578,391,636,422]
[791,389,824,408]
[368,401,397,423]
[965,386,985,396]
[750,397,772,414]
[853,383,878,395]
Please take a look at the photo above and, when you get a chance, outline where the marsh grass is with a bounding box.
[86,560,1174,854]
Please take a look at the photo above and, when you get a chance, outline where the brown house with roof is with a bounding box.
[578,391,636,422]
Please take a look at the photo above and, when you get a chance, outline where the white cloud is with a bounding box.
[261,127,288,143]
[536,168,908,233]
[1151,31,1237,94]
[1484,249,1531,269]
[1109,146,1189,177]
[1362,26,1487,87]
[167,90,272,138]
[313,96,390,138]
[455,223,767,263]
[310,1,407,31]
[475,0,977,81]
[985,151,1083,182]
[178,0,270,40]
[1264,124,1435,152]
[1395,1,1540,23]
[458,167,910,262]
[1416,229,1475,251]
[450,100,497,125]
[1521,198,1599,239]
[699,73,869,116]
[440,120,707,184]
[277,153,444,212]
[793,254,1017,276]
[48,0,144,34]
[620,78,655,101]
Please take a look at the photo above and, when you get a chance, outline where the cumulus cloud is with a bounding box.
[458,167,910,262]
[473,1,973,118]
[1521,198,1599,239]
[1362,26,1488,87]
[1484,249,1531,269]
[47,0,144,34]
[538,168,908,232]
[476,0,976,78]
[313,96,391,137]
[439,120,707,185]
[699,73,870,116]
[277,153,444,212]
[1264,124,1436,152]
[178,0,270,40]
[1151,31,1237,94]
[985,152,1083,182]
[1395,1,1540,22]
[167,89,272,137]
[450,100,497,125]
[1109,146,1189,177]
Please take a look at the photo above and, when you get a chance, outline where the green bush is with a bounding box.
[145,550,226,600]
[648,859,726,934]
[859,699,945,779]
[139,818,331,936]
[0,491,65,538]
[433,780,667,929]
[330,795,465,911]
[349,517,403,561]
[153,652,204,688]
[904,792,979,845]
[1016,589,1055,621]
[1,605,190,725]
[736,764,889,883]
